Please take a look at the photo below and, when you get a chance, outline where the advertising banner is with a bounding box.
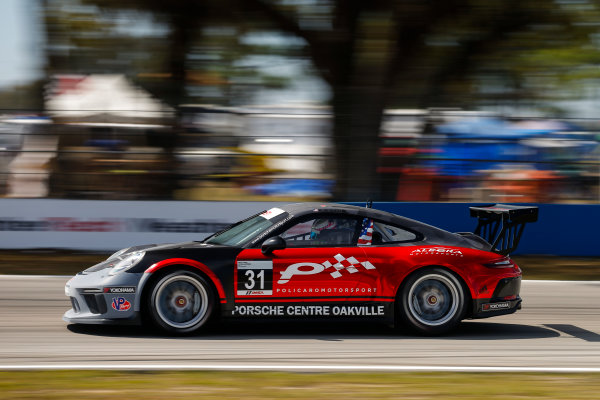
[0,199,282,251]
[1,199,597,255]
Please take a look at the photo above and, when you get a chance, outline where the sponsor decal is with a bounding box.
[237,260,273,296]
[111,297,131,311]
[251,216,293,245]
[278,254,376,284]
[143,220,229,233]
[410,247,464,257]
[104,287,135,294]
[276,287,377,294]
[0,218,122,232]
[0,217,229,233]
[260,208,285,220]
[232,304,385,317]
[481,301,510,311]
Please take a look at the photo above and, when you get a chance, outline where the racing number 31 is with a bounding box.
[237,260,273,296]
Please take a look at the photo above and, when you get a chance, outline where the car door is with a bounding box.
[357,217,424,299]
[233,214,382,317]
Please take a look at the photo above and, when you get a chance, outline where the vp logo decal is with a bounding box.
[111,297,131,311]
[278,254,376,284]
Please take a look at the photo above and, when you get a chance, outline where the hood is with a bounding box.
[81,242,218,274]
[114,241,223,257]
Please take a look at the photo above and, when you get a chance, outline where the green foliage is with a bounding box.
[0,80,46,111]
[43,0,301,106]
[5,0,600,199]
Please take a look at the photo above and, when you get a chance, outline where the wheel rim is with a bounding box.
[407,273,459,327]
[154,275,209,329]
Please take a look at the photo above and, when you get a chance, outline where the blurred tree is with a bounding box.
[39,0,600,200]
[70,0,300,106]
[0,80,46,111]
[244,0,600,200]
[41,0,304,197]
[239,0,396,200]
[389,0,600,110]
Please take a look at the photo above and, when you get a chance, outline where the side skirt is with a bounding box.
[223,301,395,322]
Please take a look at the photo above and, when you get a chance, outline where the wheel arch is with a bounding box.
[394,264,474,317]
[139,264,219,333]
[137,258,226,312]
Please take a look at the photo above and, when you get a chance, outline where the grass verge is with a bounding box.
[514,255,600,281]
[0,250,108,276]
[0,250,598,280]
[0,371,599,399]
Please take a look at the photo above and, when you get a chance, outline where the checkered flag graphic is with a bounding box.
[322,253,376,279]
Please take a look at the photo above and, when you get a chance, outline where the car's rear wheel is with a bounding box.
[147,270,215,334]
[397,268,467,335]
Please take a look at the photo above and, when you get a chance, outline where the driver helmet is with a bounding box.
[310,218,337,239]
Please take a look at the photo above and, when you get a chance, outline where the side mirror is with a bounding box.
[261,236,286,255]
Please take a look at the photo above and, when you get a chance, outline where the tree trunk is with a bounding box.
[331,86,387,201]
[331,10,395,201]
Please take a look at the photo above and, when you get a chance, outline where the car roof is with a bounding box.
[274,202,481,249]
[278,202,432,228]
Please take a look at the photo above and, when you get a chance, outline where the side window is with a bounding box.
[372,220,418,244]
[280,217,359,247]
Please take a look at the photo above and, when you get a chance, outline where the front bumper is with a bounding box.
[63,308,140,325]
[63,268,143,325]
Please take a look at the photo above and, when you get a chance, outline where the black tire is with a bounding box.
[397,268,467,335]
[146,270,215,334]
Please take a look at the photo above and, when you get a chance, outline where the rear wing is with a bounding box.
[470,204,538,255]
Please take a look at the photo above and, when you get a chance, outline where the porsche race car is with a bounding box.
[64,202,538,335]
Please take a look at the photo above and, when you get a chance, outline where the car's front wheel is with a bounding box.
[397,268,467,335]
[147,270,215,334]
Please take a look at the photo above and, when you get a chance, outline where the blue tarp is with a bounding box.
[427,118,596,176]
[436,118,547,139]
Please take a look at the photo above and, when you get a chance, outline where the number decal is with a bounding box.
[257,270,264,288]
[244,270,256,289]
[237,260,273,296]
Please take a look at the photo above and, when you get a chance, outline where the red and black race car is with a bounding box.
[64,202,538,335]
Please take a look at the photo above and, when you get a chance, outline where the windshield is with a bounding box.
[203,214,278,246]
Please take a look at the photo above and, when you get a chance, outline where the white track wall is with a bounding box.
[0,199,283,251]
[1,199,598,255]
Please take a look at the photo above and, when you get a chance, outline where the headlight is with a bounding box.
[108,247,130,260]
[108,251,145,275]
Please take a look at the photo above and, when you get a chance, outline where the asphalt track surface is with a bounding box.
[1,275,599,371]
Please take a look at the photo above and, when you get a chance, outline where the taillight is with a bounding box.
[483,257,514,268]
